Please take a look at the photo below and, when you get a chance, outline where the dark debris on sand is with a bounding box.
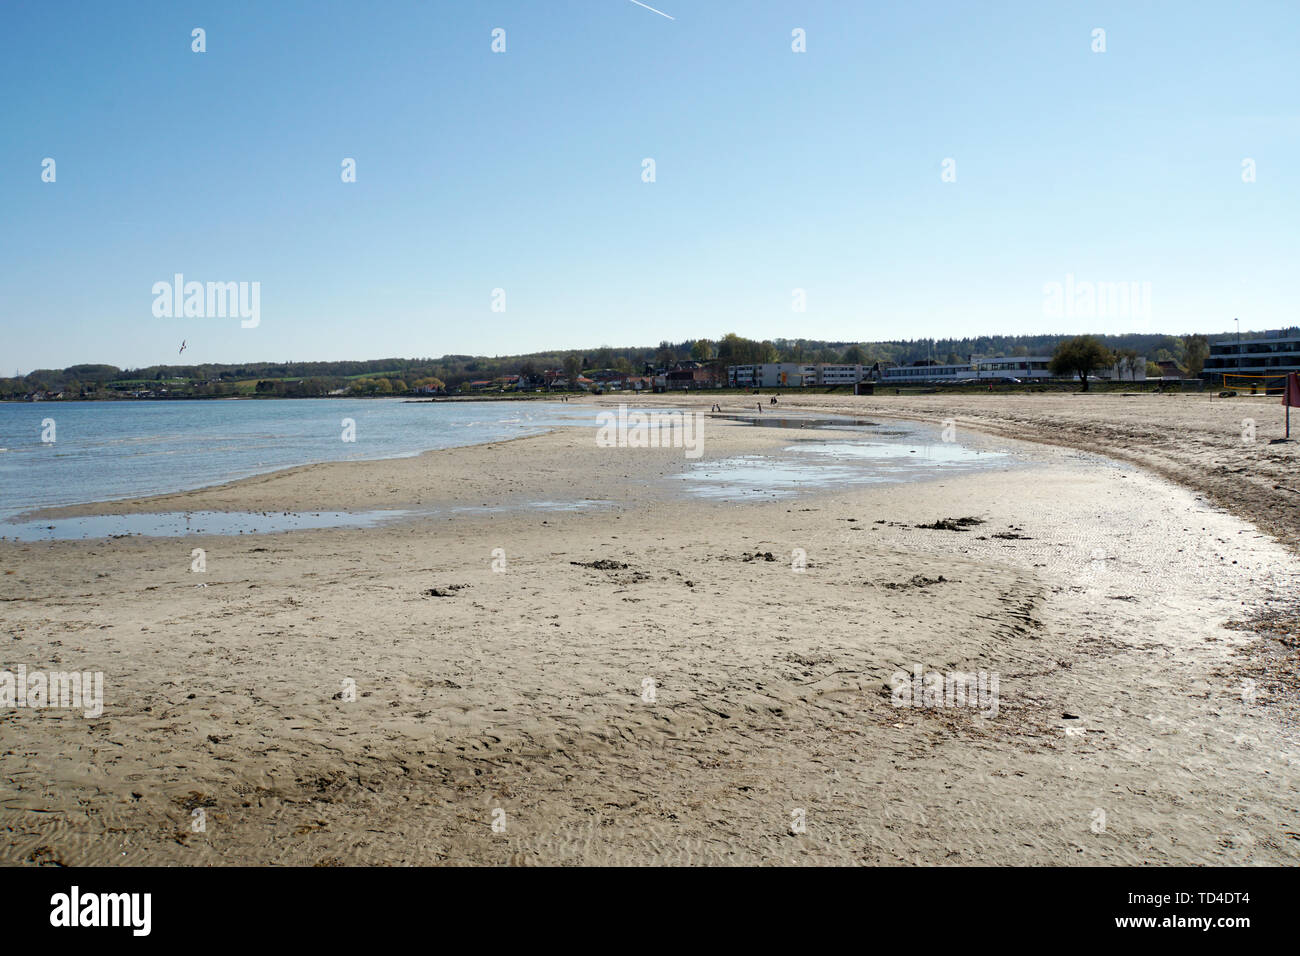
[1219,602,1300,723]
[424,584,471,597]
[881,574,950,590]
[915,517,985,531]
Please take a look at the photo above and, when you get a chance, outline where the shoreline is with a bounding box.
[15,392,1295,554]
[17,409,950,524]
[4,399,604,524]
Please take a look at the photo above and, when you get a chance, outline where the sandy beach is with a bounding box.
[2,393,1297,865]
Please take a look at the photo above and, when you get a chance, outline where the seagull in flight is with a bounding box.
[179,340,187,356]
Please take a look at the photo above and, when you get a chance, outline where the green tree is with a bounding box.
[1049,335,1113,391]
[1183,334,1209,377]
[716,333,759,365]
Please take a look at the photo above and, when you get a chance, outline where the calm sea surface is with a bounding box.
[0,399,592,520]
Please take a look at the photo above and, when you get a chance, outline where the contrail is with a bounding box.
[628,0,674,20]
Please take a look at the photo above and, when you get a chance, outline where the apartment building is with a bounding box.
[878,355,1144,383]
[726,363,871,387]
[1203,327,1300,381]
[726,363,817,387]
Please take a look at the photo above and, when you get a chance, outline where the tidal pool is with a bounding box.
[675,420,1012,500]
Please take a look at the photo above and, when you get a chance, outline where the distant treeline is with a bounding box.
[3,330,1225,399]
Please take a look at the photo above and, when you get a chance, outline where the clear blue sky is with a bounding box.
[2,0,1296,372]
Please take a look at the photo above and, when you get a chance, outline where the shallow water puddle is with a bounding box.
[1,497,618,541]
[797,440,1004,463]
[712,414,882,429]
[0,510,418,541]
[676,425,1011,500]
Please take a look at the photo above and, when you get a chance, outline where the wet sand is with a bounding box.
[2,397,1297,865]
[643,391,1300,551]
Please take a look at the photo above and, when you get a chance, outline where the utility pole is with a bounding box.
[1236,317,1242,381]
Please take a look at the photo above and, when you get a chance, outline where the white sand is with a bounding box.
[2,396,1297,865]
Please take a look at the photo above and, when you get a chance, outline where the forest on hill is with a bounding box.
[3,329,1230,399]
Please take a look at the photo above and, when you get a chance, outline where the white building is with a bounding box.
[879,362,974,383]
[726,363,870,387]
[878,355,1145,384]
[1204,327,1300,381]
[816,364,866,385]
[727,363,817,387]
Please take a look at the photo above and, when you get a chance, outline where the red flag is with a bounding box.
[1285,372,1300,408]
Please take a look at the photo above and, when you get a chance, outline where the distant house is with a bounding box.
[664,365,719,388]
[1156,360,1184,379]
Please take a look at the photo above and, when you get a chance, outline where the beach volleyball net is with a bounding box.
[1221,372,1288,395]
